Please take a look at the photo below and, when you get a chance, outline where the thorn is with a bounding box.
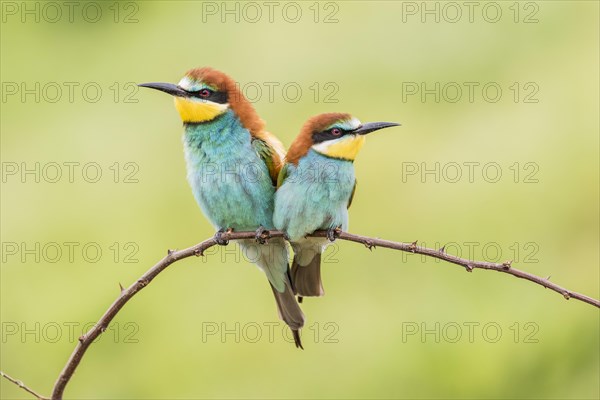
[409,240,418,253]
[118,282,125,293]
[167,249,176,256]
[364,240,376,251]
[545,275,552,281]
[465,264,474,272]
[502,260,513,269]
[439,245,446,254]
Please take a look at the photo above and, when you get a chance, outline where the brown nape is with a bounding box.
[285,112,352,165]
[186,67,266,137]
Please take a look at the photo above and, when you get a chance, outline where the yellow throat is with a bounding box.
[312,134,366,161]
[173,97,228,123]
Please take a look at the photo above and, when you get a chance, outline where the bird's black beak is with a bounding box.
[138,82,188,97]
[353,121,400,135]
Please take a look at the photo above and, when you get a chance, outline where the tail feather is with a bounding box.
[291,253,324,298]
[270,281,305,349]
[238,238,304,348]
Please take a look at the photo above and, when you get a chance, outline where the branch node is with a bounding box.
[502,260,513,269]
[563,292,571,300]
[409,240,418,253]
[194,248,204,257]
[78,335,85,343]
[465,264,474,272]
[137,279,149,287]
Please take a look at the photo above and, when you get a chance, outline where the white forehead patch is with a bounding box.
[177,76,196,91]
[347,117,362,130]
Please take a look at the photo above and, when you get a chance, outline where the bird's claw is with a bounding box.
[255,226,270,244]
[327,226,342,242]
[214,228,232,246]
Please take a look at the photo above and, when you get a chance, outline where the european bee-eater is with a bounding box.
[139,67,305,348]
[274,113,399,300]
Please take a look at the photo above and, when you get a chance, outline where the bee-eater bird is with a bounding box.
[139,67,305,348]
[274,113,399,300]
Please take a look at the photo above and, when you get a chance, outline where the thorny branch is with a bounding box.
[2,230,598,399]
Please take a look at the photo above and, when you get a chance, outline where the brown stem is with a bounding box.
[1,371,49,400]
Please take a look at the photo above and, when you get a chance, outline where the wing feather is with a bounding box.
[251,131,286,185]
[347,180,357,209]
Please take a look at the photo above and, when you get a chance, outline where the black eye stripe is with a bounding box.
[312,128,350,143]
[188,89,229,104]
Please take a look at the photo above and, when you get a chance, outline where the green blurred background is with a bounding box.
[1,1,598,398]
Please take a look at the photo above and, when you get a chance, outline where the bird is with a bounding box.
[139,67,305,348]
[273,113,399,301]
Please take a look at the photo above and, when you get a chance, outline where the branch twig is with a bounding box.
[1,371,49,400]
[3,230,598,399]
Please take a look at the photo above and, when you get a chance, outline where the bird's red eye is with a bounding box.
[331,128,342,136]
[199,89,211,98]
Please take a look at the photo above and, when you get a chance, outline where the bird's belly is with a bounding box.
[275,176,354,241]
[187,156,275,231]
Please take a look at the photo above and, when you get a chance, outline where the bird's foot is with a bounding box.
[254,226,270,245]
[327,226,342,242]
[214,228,232,246]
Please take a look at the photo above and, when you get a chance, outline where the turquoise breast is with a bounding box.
[274,150,355,241]
[183,111,276,231]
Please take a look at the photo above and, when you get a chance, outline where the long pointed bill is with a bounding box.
[353,121,400,135]
[138,82,188,97]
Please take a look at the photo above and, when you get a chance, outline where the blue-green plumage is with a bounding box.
[274,150,355,297]
[184,110,275,231]
[183,110,292,294]
[274,150,355,241]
